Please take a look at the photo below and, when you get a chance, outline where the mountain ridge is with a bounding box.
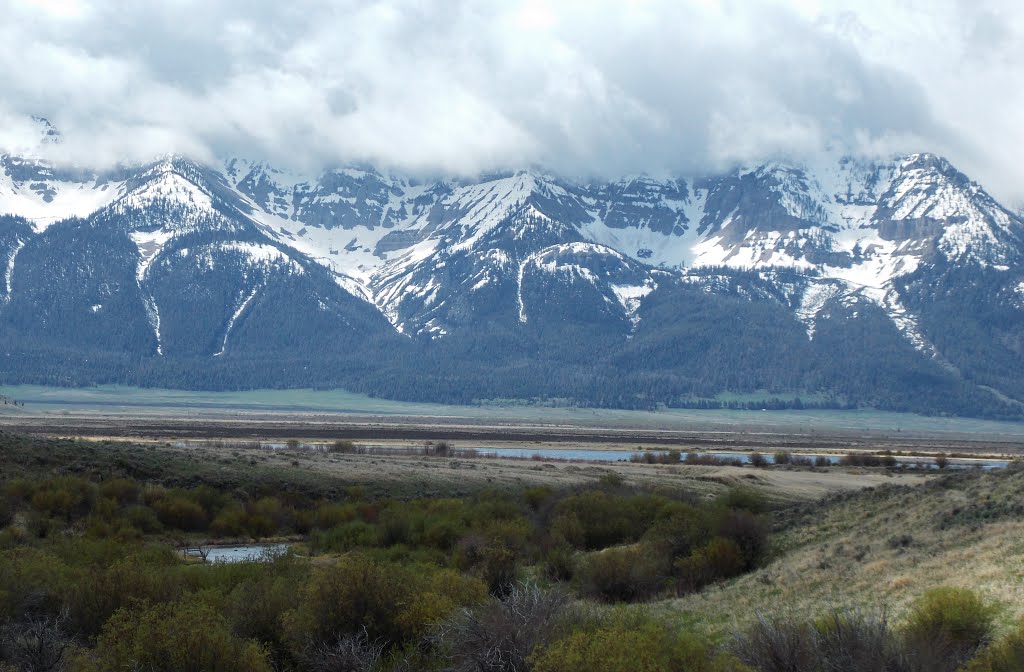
[1,134,1023,418]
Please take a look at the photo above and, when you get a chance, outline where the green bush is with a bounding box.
[281,554,486,651]
[643,501,710,559]
[210,504,248,537]
[226,568,306,656]
[313,502,358,530]
[715,510,769,571]
[577,545,670,602]
[311,520,378,552]
[30,478,96,520]
[542,544,576,582]
[71,601,272,672]
[717,487,771,515]
[122,505,163,534]
[966,620,1024,672]
[555,491,664,549]
[65,558,183,638]
[531,613,748,672]
[456,518,531,594]
[98,479,140,507]
[675,537,744,592]
[151,496,208,532]
[902,587,997,672]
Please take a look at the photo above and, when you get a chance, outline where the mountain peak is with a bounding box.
[29,116,62,145]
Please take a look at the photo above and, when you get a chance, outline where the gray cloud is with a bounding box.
[0,0,1021,201]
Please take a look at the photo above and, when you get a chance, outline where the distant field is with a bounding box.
[4,384,1024,440]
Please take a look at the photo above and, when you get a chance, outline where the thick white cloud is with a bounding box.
[0,0,1021,201]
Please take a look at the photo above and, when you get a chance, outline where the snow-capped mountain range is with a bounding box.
[2,118,1023,417]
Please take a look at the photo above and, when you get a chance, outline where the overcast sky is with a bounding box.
[1,0,1021,202]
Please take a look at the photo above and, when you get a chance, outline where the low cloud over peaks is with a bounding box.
[2,0,1021,200]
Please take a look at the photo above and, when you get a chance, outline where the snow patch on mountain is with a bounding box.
[516,252,534,323]
[260,212,394,283]
[610,281,655,330]
[880,289,936,356]
[130,229,174,281]
[796,281,843,338]
[0,162,119,231]
[3,240,24,302]
[214,286,260,357]
[141,293,164,356]
[370,237,443,333]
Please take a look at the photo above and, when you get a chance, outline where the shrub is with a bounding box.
[98,479,140,507]
[773,452,792,466]
[72,601,272,672]
[295,629,383,672]
[675,538,744,592]
[455,519,531,595]
[966,620,1024,672]
[576,545,670,602]
[643,501,710,559]
[30,478,96,520]
[532,613,746,672]
[840,453,883,468]
[731,613,820,672]
[717,487,771,515]
[749,452,767,468]
[330,440,357,454]
[248,497,291,536]
[209,505,248,537]
[312,521,379,552]
[716,510,769,570]
[0,609,74,672]
[151,496,208,532]
[523,486,553,512]
[313,502,358,530]
[226,567,306,658]
[902,587,996,672]
[813,609,908,672]
[65,558,183,638]
[554,491,663,549]
[281,555,486,651]
[4,478,36,505]
[549,513,585,549]
[542,544,576,582]
[438,584,574,672]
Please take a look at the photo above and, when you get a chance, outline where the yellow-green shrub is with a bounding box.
[531,614,749,672]
[70,601,271,672]
[966,620,1024,671]
[281,554,486,651]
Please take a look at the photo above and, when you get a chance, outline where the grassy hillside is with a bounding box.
[670,466,1024,638]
